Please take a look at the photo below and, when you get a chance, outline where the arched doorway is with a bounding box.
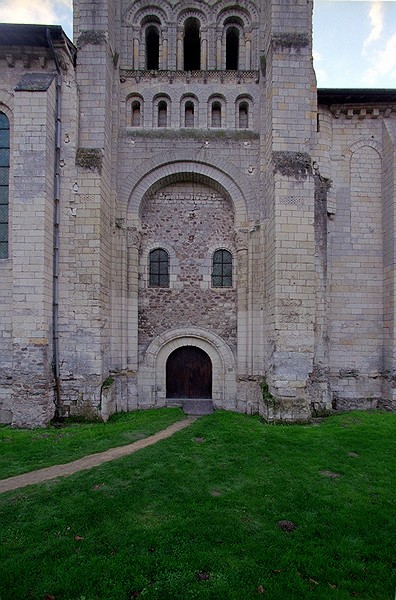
[166,346,212,399]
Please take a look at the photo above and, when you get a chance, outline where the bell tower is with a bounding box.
[68,0,319,420]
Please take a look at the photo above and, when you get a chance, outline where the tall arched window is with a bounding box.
[226,26,239,70]
[211,101,222,128]
[157,101,168,127]
[212,249,232,287]
[184,17,201,70]
[131,100,142,127]
[149,248,169,287]
[146,25,160,69]
[184,101,194,127]
[0,112,10,259]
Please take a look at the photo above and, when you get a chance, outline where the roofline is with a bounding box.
[318,88,396,105]
[0,23,75,54]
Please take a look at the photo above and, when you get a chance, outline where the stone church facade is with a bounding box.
[0,0,395,427]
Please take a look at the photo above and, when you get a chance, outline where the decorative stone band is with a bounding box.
[272,151,312,180]
[119,69,259,84]
[152,192,224,203]
[328,104,395,119]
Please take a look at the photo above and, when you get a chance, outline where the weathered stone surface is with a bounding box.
[0,2,395,426]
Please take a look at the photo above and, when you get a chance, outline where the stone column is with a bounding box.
[200,28,208,70]
[176,27,183,70]
[235,228,249,375]
[244,32,252,70]
[161,27,168,70]
[216,34,222,70]
[127,227,141,370]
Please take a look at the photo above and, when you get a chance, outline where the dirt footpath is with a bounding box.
[0,417,197,494]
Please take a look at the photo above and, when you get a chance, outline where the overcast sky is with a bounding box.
[0,0,395,89]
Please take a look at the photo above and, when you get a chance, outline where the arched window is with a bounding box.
[131,100,142,127]
[149,248,169,287]
[0,112,10,259]
[211,101,222,127]
[238,102,248,128]
[226,26,239,70]
[184,17,201,70]
[146,25,160,70]
[157,100,168,127]
[212,249,232,287]
[184,101,194,127]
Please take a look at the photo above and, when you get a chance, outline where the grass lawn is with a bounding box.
[0,408,185,479]
[0,410,395,599]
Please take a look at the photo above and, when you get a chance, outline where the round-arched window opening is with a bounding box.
[131,100,141,127]
[184,101,195,127]
[157,101,168,127]
[238,102,249,128]
[146,25,159,69]
[149,248,169,287]
[184,17,201,70]
[226,26,239,70]
[211,101,222,128]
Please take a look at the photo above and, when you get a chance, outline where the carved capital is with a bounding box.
[234,228,249,251]
[127,226,141,248]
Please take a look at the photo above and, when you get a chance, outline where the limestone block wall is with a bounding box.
[11,79,57,426]
[59,2,118,416]
[382,120,396,407]
[0,60,59,427]
[260,0,317,421]
[316,104,396,411]
[0,29,79,426]
[0,88,13,424]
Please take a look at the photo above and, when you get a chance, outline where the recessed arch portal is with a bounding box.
[138,328,237,409]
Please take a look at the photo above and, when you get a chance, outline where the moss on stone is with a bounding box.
[272,151,312,179]
[76,30,107,49]
[272,32,310,51]
[124,128,259,142]
[76,148,103,174]
[260,378,280,409]
[101,376,114,389]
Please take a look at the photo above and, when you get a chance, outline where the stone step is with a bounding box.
[182,399,214,415]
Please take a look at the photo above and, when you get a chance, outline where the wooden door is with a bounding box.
[166,346,212,399]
